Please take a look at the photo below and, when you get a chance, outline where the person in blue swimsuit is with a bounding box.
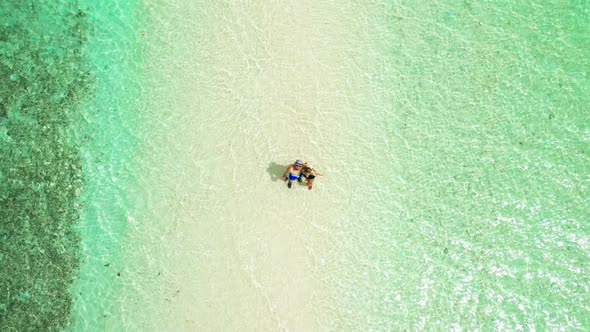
[282,159,304,188]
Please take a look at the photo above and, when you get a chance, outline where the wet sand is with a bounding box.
[116,1,384,330]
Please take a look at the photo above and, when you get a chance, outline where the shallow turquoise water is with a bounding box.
[329,1,590,330]
[1,0,589,331]
[67,1,144,330]
[0,1,142,330]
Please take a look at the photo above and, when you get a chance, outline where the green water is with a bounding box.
[0,1,142,330]
[66,1,143,330]
[0,1,90,330]
[331,1,590,330]
[1,0,589,331]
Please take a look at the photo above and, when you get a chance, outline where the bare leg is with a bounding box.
[307,178,315,190]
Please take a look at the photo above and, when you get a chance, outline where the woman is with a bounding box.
[301,164,322,190]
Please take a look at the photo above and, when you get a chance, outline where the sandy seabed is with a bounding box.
[115,1,388,330]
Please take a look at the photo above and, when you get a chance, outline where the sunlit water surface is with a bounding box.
[1,1,588,331]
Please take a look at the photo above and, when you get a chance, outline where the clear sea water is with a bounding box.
[1,0,588,331]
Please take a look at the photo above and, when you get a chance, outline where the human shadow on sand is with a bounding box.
[267,162,307,187]
[267,162,288,182]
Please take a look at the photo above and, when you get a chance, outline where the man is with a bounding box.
[282,159,304,188]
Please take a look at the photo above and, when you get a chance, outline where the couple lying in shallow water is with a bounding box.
[282,159,322,190]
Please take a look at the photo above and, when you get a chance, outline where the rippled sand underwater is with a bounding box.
[1,0,589,331]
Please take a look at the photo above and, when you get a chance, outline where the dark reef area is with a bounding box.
[0,1,92,330]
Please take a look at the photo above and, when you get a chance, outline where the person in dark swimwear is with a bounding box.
[302,163,322,190]
[282,159,304,188]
